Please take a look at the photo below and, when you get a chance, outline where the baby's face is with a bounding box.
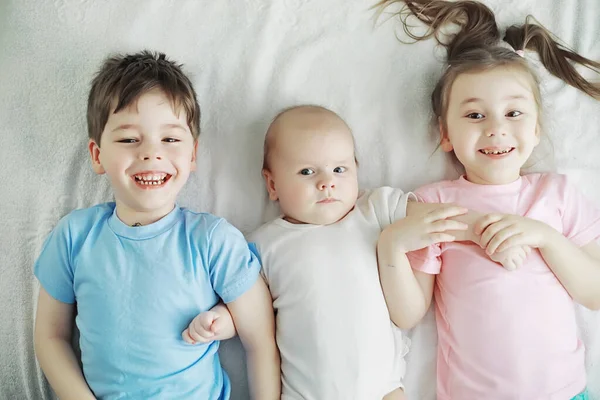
[264,117,359,225]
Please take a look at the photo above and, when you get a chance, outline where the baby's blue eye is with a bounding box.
[300,169,314,176]
[333,166,346,173]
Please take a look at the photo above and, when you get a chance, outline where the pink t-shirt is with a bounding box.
[408,173,600,400]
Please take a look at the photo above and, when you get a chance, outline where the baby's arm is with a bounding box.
[226,277,280,400]
[34,288,96,400]
[182,302,235,344]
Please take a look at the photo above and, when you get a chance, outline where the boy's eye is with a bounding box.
[506,110,522,117]
[117,138,137,143]
[466,113,484,120]
[300,168,314,176]
[333,166,346,173]
[163,137,180,143]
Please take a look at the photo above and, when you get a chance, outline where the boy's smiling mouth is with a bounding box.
[132,172,172,188]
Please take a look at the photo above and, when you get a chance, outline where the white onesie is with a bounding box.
[250,187,413,400]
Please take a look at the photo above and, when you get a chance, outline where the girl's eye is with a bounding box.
[117,138,137,143]
[300,168,314,176]
[163,137,180,143]
[333,166,346,173]
[466,113,484,120]
[506,110,522,118]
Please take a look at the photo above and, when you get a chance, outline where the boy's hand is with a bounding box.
[381,205,468,253]
[182,311,228,345]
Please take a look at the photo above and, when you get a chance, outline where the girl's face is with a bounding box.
[441,67,540,185]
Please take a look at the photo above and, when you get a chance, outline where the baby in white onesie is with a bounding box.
[249,105,467,400]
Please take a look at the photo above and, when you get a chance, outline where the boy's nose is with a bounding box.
[139,144,162,160]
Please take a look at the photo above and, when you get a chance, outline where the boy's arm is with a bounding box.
[34,288,96,400]
[182,302,236,344]
[226,278,280,400]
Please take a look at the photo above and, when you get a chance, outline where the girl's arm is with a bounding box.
[540,237,600,309]
[34,288,96,400]
[378,204,468,329]
[377,233,435,329]
[226,278,281,400]
[476,214,600,310]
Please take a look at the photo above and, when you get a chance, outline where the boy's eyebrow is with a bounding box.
[111,123,188,132]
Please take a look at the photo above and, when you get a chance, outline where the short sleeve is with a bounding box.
[561,178,600,246]
[407,244,443,275]
[207,219,261,303]
[369,186,417,228]
[34,216,76,304]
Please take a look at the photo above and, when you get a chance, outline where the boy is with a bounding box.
[33,51,280,400]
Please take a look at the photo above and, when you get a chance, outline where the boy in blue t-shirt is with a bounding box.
[33,51,280,400]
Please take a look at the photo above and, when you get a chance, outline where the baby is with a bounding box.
[248,105,468,399]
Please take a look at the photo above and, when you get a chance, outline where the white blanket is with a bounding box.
[1,1,598,398]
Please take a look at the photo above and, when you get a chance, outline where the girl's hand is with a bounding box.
[381,205,468,253]
[474,214,554,256]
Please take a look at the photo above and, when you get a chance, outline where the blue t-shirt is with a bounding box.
[34,203,261,399]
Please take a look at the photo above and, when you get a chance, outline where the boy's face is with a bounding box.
[89,89,197,225]
[263,115,359,225]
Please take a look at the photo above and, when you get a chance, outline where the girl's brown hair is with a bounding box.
[377,0,600,132]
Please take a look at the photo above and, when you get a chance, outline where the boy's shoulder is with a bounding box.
[59,202,116,230]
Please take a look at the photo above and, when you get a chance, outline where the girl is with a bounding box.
[375,1,600,399]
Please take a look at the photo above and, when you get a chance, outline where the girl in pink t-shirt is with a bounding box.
[375,1,600,399]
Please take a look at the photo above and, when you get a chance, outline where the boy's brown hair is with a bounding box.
[87,50,201,144]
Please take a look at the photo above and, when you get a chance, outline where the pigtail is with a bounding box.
[504,18,600,99]
[377,0,501,63]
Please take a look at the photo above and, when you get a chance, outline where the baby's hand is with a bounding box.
[488,245,532,271]
[182,311,227,345]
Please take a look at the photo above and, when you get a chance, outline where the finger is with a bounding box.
[479,220,514,249]
[209,315,222,334]
[502,258,517,271]
[473,214,504,235]
[198,312,217,331]
[496,233,528,253]
[182,329,196,345]
[486,227,521,255]
[424,206,468,223]
[188,325,214,343]
[425,233,456,245]
[428,220,468,233]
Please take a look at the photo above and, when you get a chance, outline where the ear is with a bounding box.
[262,169,278,201]
[88,139,105,174]
[190,140,198,171]
[439,119,453,152]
